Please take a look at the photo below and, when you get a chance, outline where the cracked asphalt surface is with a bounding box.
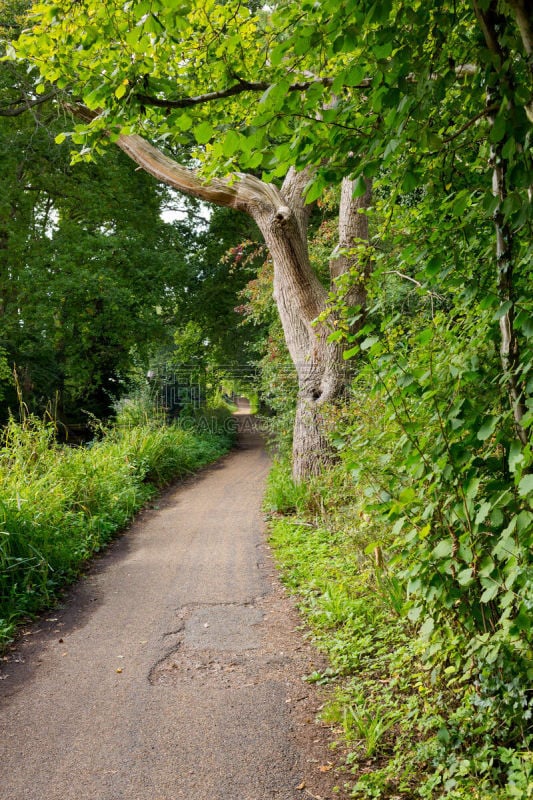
[0,415,346,800]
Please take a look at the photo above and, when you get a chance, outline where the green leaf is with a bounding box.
[432,539,453,559]
[360,336,378,350]
[493,533,518,561]
[490,115,506,143]
[54,132,67,144]
[478,556,495,577]
[222,129,241,157]
[344,64,366,86]
[144,13,162,34]
[493,301,513,320]
[452,191,470,217]
[416,328,433,345]
[437,726,450,745]
[480,583,499,603]
[399,487,416,503]
[343,345,359,360]
[510,604,531,635]
[391,517,405,536]
[353,176,368,197]
[516,510,533,531]
[475,501,492,525]
[521,317,533,337]
[194,121,215,145]
[508,441,523,473]
[305,176,326,203]
[457,568,473,586]
[518,474,533,497]
[477,415,498,441]
[176,114,193,131]
[408,605,422,623]
[401,171,418,193]
[419,617,434,639]
[373,41,393,59]
[464,478,480,500]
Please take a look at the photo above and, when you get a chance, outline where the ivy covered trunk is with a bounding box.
[114,134,371,480]
[473,0,530,447]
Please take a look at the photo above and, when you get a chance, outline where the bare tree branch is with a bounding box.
[116,132,271,213]
[0,89,60,117]
[442,104,499,143]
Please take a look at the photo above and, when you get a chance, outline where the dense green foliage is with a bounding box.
[2,0,532,793]
[0,98,196,423]
[258,182,533,794]
[0,404,234,646]
[267,459,532,798]
[174,207,264,368]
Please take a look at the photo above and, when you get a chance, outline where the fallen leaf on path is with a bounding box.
[319,763,333,772]
[296,781,306,790]
[116,668,123,673]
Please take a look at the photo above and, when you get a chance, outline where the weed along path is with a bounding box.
[0,415,344,800]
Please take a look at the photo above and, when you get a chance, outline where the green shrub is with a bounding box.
[267,444,533,798]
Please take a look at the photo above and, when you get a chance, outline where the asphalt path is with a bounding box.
[1,415,345,800]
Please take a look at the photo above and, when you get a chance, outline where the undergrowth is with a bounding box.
[0,405,234,646]
[265,460,533,800]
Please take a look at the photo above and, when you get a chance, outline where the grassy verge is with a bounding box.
[265,460,532,800]
[0,408,234,646]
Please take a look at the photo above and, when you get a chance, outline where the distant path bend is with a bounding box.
[0,415,342,800]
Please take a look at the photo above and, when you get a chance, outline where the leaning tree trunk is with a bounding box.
[254,169,372,480]
[112,131,371,480]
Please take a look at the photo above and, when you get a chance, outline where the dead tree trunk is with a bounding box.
[115,134,371,479]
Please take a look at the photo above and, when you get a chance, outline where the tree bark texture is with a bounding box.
[115,134,371,479]
[473,1,529,445]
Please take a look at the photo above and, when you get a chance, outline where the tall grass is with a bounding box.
[0,408,234,646]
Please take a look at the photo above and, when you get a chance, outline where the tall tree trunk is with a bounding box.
[473,1,529,445]
[113,132,371,479]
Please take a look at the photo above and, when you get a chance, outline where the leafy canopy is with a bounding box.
[11,1,528,188]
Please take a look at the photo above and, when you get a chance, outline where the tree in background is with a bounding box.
[172,206,266,371]
[0,95,198,423]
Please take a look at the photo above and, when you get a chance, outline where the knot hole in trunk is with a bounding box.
[274,205,291,223]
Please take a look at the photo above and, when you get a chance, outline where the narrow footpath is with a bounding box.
[0,416,343,800]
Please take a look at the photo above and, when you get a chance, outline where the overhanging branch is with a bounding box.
[134,76,335,110]
[133,66,477,112]
[0,88,60,116]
